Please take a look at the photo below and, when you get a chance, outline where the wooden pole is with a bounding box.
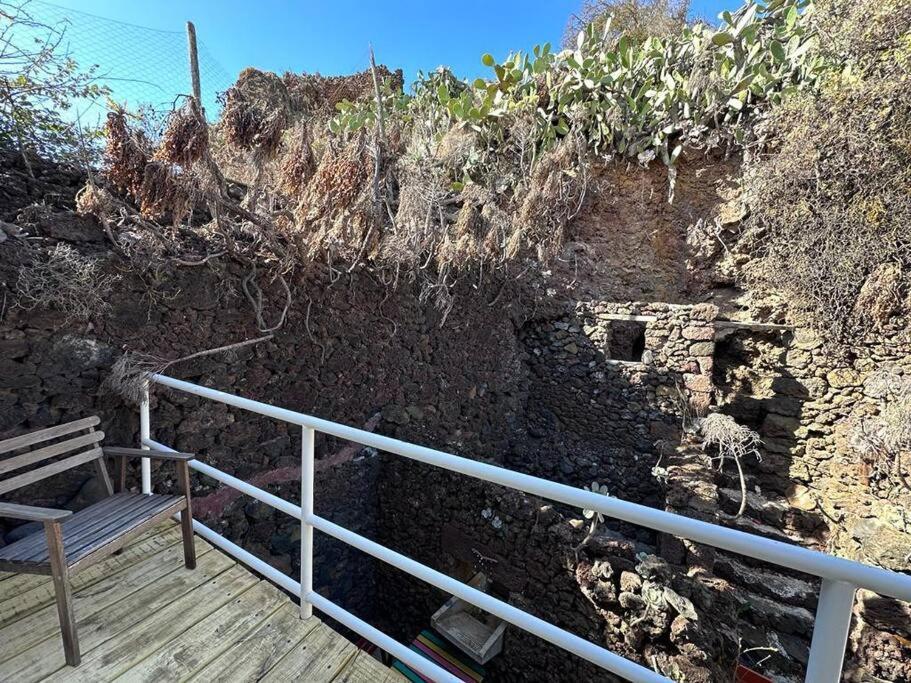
[186,21,202,108]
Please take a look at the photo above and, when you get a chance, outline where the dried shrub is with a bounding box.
[564,0,691,49]
[383,156,450,269]
[296,139,378,261]
[699,412,762,517]
[852,369,911,491]
[75,184,116,221]
[155,98,209,167]
[105,335,273,404]
[136,160,192,224]
[745,0,911,339]
[16,243,119,320]
[436,185,507,271]
[282,66,404,116]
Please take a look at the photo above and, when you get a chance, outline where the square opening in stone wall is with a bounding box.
[607,319,646,362]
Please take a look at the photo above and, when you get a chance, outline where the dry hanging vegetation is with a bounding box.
[72,0,825,325]
[744,0,911,340]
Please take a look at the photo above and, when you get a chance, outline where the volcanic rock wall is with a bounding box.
[516,301,717,505]
[0,188,529,624]
[2,152,909,681]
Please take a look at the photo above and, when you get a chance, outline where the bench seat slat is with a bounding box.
[46,495,173,563]
[0,493,185,570]
[0,494,136,562]
[0,431,105,476]
[0,417,100,455]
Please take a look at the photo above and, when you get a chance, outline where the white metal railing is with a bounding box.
[136,373,911,683]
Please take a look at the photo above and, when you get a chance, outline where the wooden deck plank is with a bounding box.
[0,547,236,682]
[0,540,215,657]
[260,621,358,682]
[0,525,183,628]
[333,650,409,682]
[0,519,179,589]
[114,580,287,683]
[185,601,321,683]
[1,523,403,683]
[0,519,176,594]
[41,563,257,682]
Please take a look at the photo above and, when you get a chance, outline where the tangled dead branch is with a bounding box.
[105,334,274,404]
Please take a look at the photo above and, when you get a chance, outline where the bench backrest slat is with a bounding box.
[0,447,104,496]
[0,417,101,455]
[0,431,105,476]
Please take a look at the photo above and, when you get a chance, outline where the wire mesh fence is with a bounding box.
[8,0,234,130]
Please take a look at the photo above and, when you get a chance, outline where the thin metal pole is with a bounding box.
[139,382,151,494]
[186,21,202,107]
[805,579,856,682]
[300,426,315,618]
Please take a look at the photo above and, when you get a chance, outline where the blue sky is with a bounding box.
[24,0,740,119]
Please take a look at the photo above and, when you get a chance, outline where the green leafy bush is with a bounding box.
[0,1,109,166]
[330,0,823,191]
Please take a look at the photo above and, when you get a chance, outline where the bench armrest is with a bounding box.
[103,447,195,462]
[0,502,72,522]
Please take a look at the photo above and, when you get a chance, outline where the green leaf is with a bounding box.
[437,84,450,105]
[473,78,486,90]
[482,53,495,67]
[770,41,786,62]
[712,32,734,46]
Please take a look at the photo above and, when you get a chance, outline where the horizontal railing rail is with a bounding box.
[138,373,911,683]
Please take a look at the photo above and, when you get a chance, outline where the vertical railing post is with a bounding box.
[805,579,856,682]
[139,380,151,494]
[300,426,315,618]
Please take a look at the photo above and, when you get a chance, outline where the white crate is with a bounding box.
[431,573,507,665]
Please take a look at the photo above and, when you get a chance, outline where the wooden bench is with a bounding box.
[0,416,196,667]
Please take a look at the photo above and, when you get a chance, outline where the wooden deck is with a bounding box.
[0,521,404,682]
